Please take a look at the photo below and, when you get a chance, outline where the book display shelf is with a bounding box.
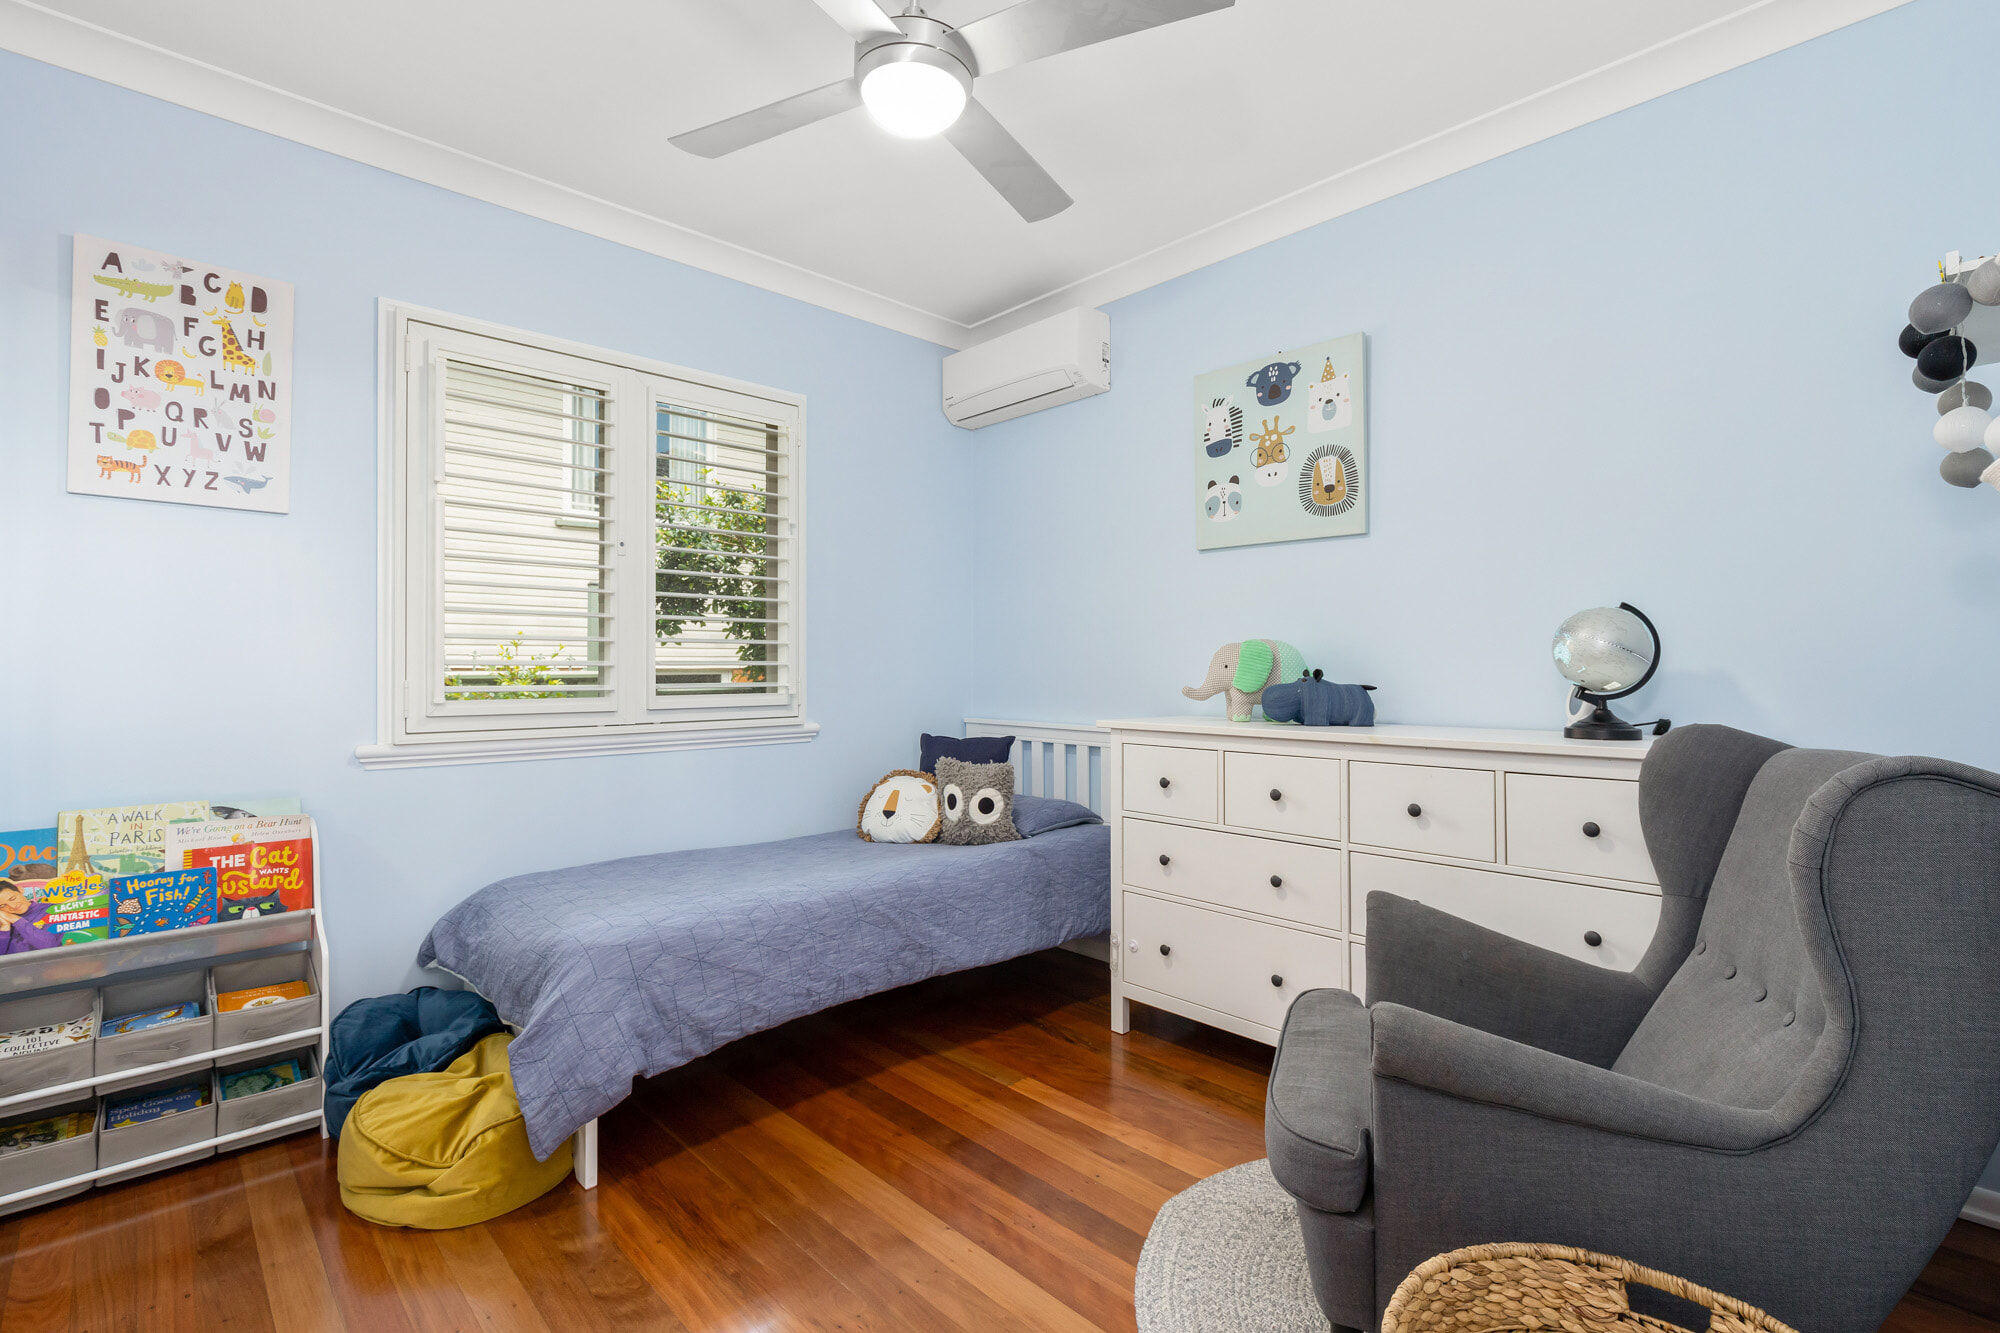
[0,827,328,1215]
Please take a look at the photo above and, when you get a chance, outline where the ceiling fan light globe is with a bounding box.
[861,60,968,138]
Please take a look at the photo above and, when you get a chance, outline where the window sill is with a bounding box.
[354,720,819,770]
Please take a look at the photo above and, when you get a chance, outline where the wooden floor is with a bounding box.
[0,949,1991,1332]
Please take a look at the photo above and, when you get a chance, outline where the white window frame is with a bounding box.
[358,301,815,769]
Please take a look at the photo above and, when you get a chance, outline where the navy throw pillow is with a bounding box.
[920,733,1013,774]
[1011,794,1102,837]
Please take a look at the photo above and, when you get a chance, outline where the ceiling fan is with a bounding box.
[669,0,1237,222]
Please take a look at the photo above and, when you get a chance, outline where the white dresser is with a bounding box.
[1100,718,1659,1043]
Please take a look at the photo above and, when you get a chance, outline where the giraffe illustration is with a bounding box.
[209,315,258,374]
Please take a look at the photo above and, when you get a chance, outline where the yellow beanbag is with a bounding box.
[337,1032,572,1229]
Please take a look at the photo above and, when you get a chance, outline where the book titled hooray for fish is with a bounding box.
[110,868,217,937]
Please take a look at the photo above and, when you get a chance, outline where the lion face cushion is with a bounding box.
[857,770,942,844]
[934,757,1021,846]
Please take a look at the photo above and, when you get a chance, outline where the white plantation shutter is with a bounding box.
[386,312,807,754]
[650,394,797,717]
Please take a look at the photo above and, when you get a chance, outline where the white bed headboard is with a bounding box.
[963,718,1111,814]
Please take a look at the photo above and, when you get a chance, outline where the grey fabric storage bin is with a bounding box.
[0,1094,97,1217]
[0,989,99,1103]
[96,970,211,1088]
[97,1074,215,1186]
[215,1047,320,1150]
[209,953,317,1049]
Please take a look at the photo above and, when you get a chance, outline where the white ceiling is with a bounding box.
[6,0,1907,346]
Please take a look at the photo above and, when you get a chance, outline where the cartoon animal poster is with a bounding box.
[66,235,293,513]
[1193,333,1365,550]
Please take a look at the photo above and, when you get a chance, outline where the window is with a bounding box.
[362,304,812,767]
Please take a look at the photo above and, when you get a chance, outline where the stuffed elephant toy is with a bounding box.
[1183,639,1305,722]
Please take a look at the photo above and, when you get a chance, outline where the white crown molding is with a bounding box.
[962,0,1915,342]
[0,0,969,347]
[2,0,1911,351]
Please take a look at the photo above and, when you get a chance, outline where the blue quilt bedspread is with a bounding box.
[417,823,1110,1159]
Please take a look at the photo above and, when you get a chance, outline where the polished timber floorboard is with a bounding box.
[0,949,1991,1332]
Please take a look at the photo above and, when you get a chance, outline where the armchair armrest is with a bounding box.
[1369,1002,1783,1152]
[1365,892,1655,1066]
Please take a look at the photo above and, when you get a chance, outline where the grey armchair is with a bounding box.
[1264,724,2000,1333]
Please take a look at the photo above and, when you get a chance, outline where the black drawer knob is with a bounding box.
[1159,943,1172,957]
[1584,930,1603,948]
[1406,802,1422,818]
[1269,874,1283,888]
[1158,853,1171,866]
[1269,788,1282,802]
[1270,974,1284,988]
[1158,776,1171,789]
[1582,821,1601,838]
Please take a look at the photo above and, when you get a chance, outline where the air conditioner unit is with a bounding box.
[942,307,1110,429]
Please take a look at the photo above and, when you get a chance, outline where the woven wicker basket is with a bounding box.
[1380,1242,1800,1333]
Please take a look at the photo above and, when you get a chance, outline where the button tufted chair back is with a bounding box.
[1614,746,1871,1108]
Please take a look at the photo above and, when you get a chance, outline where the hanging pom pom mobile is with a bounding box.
[1904,252,2000,491]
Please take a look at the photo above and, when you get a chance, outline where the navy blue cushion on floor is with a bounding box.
[323,986,507,1138]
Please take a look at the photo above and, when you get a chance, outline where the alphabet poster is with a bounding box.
[1193,332,1366,550]
[66,235,293,513]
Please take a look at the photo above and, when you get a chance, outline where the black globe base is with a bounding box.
[1564,701,1643,741]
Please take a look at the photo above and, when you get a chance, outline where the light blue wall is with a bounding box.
[963,0,2000,1190]
[969,0,2000,771]
[0,51,974,1005]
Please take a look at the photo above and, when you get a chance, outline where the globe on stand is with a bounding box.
[1551,603,1668,740]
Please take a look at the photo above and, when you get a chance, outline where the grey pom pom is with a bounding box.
[1912,282,1975,334]
[1945,447,1998,487]
[1939,381,1994,413]
[1916,364,1962,393]
[1969,260,2000,306]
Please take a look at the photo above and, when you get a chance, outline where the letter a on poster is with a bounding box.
[66,235,294,514]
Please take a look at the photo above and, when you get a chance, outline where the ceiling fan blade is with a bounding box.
[669,79,863,158]
[942,97,1073,222]
[808,0,904,43]
[956,0,1235,77]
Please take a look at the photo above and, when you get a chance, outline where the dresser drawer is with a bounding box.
[1504,774,1656,885]
[1349,854,1659,970]
[1349,762,1496,861]
[1121,892,1346,1033]
[1123,819,1343,931]
[1121,744,1219,822]
[1224,752,1341,840]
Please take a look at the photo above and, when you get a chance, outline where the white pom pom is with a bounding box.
[1982,457,2000,491]
[1935,404,1992,452]
[1970,259,2000,306]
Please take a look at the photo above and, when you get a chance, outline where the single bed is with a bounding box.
[417,722,1110,1169]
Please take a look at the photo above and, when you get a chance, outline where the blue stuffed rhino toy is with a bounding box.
[1261,669,1376,727]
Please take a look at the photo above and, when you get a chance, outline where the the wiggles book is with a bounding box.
[110,868,217,937]
[8,875,111,949]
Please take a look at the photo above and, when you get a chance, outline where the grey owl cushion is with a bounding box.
[934,757,1021,846]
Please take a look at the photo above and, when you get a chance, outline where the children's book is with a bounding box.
[215,980,310,1013]
[165,817,314,918]
[0,1110,93,1154]
[0,829,57,886]
[220,1058,305,1100]
[105,1082,208,1129]
[109,868,217,937]
[207,797,303,821]
[0,1011,95,1059]
[56,802,212,880]
[102,1001,201,1037]
[2,875,111,951]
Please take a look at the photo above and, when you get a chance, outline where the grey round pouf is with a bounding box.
[1135,1160,1330,1333]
